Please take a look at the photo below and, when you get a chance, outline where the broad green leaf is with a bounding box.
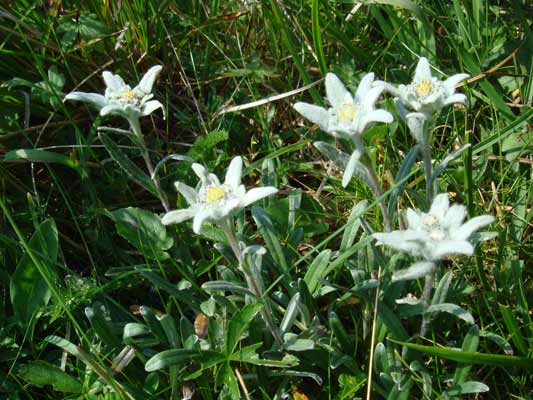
[388,339,533,368]
[44,336,132,399]
[499,304,528,355]
[10,219,58,329]
[312,0,327,75]
[280,293,301,333]
[444,381,489,396]
[303,249,331,295]
[431,271,453,306]
[99,132,158,196]
[187,129,228,160]
[85,302,122,348]
[216,361,240,400]
[135,267,192,304]
[453,325,479,385]
[329,311,353,355]
[251,206,290,279]
[426,303,474,325]
[4,149,82,176]
[144,349,200,372]
[202,281,258,298]
[18,361,82,393]
[230,343,298,367]
[340,200,368,252]
[224,302,263,355]
[388,145,419,218]
[111,207,173,260]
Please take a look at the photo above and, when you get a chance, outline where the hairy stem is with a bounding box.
[220,219,283,344]
[420,270,435,337]
[129,118,170,212]
[353,135,391,232]
[420,133,434,207]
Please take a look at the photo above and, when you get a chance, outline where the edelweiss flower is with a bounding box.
[293,72,393,138]
[161,156,278,233]
[372,193,494,261]
[65,65,164,123]
[376,57,469,117]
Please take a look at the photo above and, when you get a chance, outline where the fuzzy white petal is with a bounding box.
[161,208,196,225]
[429,193,450,220]
[192,163,210,183]
[453,215,495,241]
[192,208,213,233]
[135,65,162,94]
[174,182,198,205]
[444,73,469,90]
[355,72,375,99]
[325,73,351,109]
[103,71,127,92]
[65,92,107,108]
[366,109,394,124]
[293,102,330,131]
[405,208,421,228]
[141,100,164,116]
[443,93,467,106]
[342,150,362,188]
[100,104,126,117]
[362,86,384,110]
[373,230,425,254]
[224,156,243,188]
[413,57,432,82]
[430,240,474,260]
[443,204,466,230]
[241,187,277,208]
[374,80,401,97]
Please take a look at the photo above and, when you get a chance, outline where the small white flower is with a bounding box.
[293,72,393,138]
[372,193,494,261]
[65,65,164,123]
[376,57,469,116]
[161,156,278,234]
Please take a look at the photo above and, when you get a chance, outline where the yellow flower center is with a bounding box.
[206,186,225,203]
[415,79,432,96]
[121,90,137,100]
[338,103,356,122]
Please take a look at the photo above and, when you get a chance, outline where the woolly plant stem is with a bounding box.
[353,135,391,232]
[220,219,283,344]
[129,118,170,212]
[419,269,435,337]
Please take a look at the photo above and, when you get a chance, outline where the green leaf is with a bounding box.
[312,0,327,75]
[216,361,240,400]
[340,200,368,252]
[444,381,489,396]
[426,303,475,325]
[388,145,419,218]
[388,339,533,368]
[453,325,479,385]
[303,249,331,295]
[230,343,298,367]
[111,207,173,260]
[99,132,159,196]
[18,361,82,393]
[135,268,193,304]
[225,302,263,355]
[85,302,122,348]
[202,280,258,298]
[251,206,290,280]
[499,304,528,355]
[144,349,200,372]
[4,149,82,176]
[10,219,58,329]
[187,129,228,159]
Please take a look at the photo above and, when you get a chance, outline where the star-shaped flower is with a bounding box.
[293,72,393,138]
[161,156,278,233]
[65,65,164,123]
[376,57,469,117]
[372,193,494,261]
